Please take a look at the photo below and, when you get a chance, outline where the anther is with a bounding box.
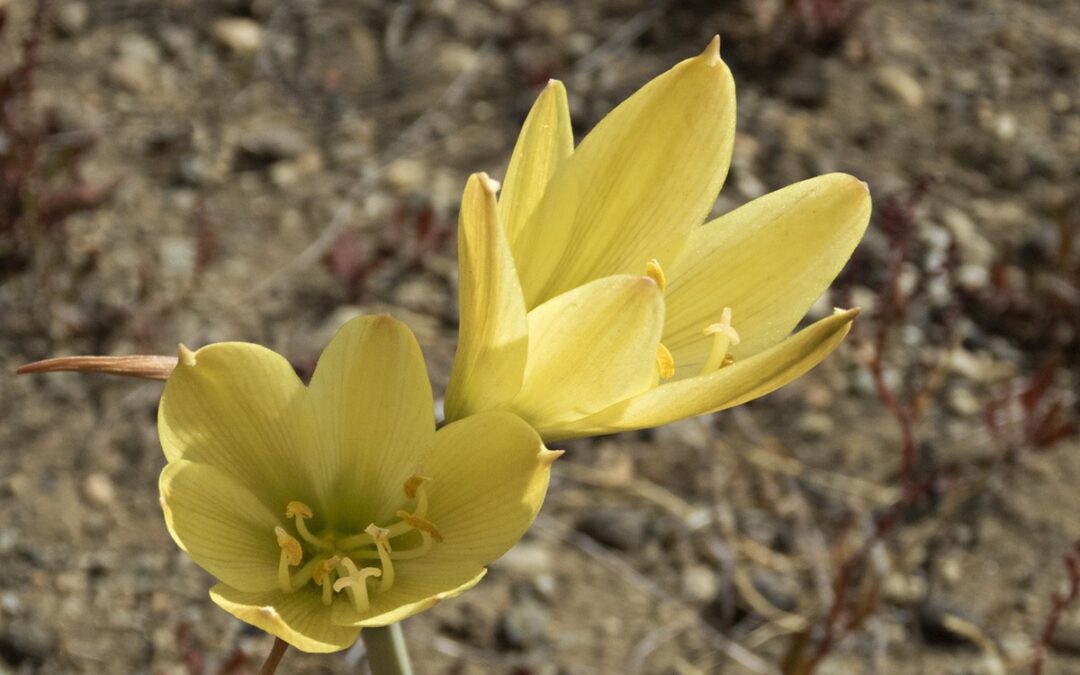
[313,555,341,606]
[700,307,740,375]
[404,473,431,517]
[365,524,396,592]
[275,526,302,593]
[396,510,444,543]
[285,500,332,550]
[645,259,666,293]
[655,343,675,380]
[333,558,381,614]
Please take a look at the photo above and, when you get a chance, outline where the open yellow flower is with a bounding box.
[159,315,558,652]
[445,37,871,441]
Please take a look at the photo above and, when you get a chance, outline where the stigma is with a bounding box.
[700,307,740,375]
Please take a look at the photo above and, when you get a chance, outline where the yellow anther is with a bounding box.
[285,500,331,550]
[404,473,431,517]
[313,555,341,606]
[403,474,430,500]
[655,343,675,380]
[333,557,381,614]
[275,527,302,566]
[365,524,396,592]
[285,501,313,519]
[275,526,303,593]
[645,259,666,293]
[396,510,444,543]
[700,307,740,375]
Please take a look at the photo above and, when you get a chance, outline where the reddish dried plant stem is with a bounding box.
[1031,541,1080,675]
[16,354,177,380]
[260,638,288,675]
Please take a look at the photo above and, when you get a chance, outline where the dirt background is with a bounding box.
[2,0,1080,673]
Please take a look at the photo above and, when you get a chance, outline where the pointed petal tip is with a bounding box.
[177,344,196,367]
[539,448,565,465]
[476,171,501,194]
[544,78,566,92]
[832,306,861,319]
[702,35,722,66]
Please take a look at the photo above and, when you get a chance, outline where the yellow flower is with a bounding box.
[158,315,558,652]
[445,37,871,441]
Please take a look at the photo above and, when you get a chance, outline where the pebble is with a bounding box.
[54,1,89,37]
[212,18,264,55]
[496,588,550,650]
[874,66,925,108]
[238,125,310,165]
[82,472,115,507]
[948,386,982,417]
[681,564,719,604]
[576,506,650,552]
[495,542,552,577]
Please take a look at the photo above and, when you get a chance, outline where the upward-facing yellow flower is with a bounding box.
[445,37,871,441]
[158,315,557,652]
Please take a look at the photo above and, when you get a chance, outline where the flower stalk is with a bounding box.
[362,624,414,675]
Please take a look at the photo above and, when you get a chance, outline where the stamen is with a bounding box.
[365,524,396,592]
[333,557,381,614]
[655,343,675,380]
[285,500,332,550]
[275,526,302,593]
[404,473,431,517]
[700,307,741,375]
[313,555,341,606]
[645,259,666,293]
[396,510,444,543]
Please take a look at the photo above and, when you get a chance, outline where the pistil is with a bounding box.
[700,307,740,375]
[333,558,382,613]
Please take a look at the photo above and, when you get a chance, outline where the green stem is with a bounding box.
[362,623,414,675]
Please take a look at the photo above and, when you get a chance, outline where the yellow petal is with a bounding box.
[511,37,736,307]
[445,173,530,422]
[210,583,359,653]
[333,411,553,627]
[307,315,435,529]
[510,275,665,437]
[663,174,871,373]
[159,460,282,592]
[499,79,574,248]
[549,309,857,439]
[158,342,319,509]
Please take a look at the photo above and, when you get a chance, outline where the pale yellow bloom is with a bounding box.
[158,315,557,652]
[445,37,871,441]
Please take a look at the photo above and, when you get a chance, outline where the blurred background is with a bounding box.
[2,0,1079,673]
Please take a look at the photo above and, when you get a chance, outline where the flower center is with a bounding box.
[272,472,443,614]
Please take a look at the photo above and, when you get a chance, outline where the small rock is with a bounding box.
[54,1,89,37]
[496,586,550,651]
[83,473,115,507]
[798,411,835,437]
[0,591,21,616]
[237,125,310,167]
[874,66,925,108]
[576,506,650,552]
[918,595,983,646]
[159,236,197,280]
[212,18,264,55]
[0,622,55,666]
[948,386,982,417]
[495,542,552,577]
[682,565,719,604]
[118,33,161,63]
